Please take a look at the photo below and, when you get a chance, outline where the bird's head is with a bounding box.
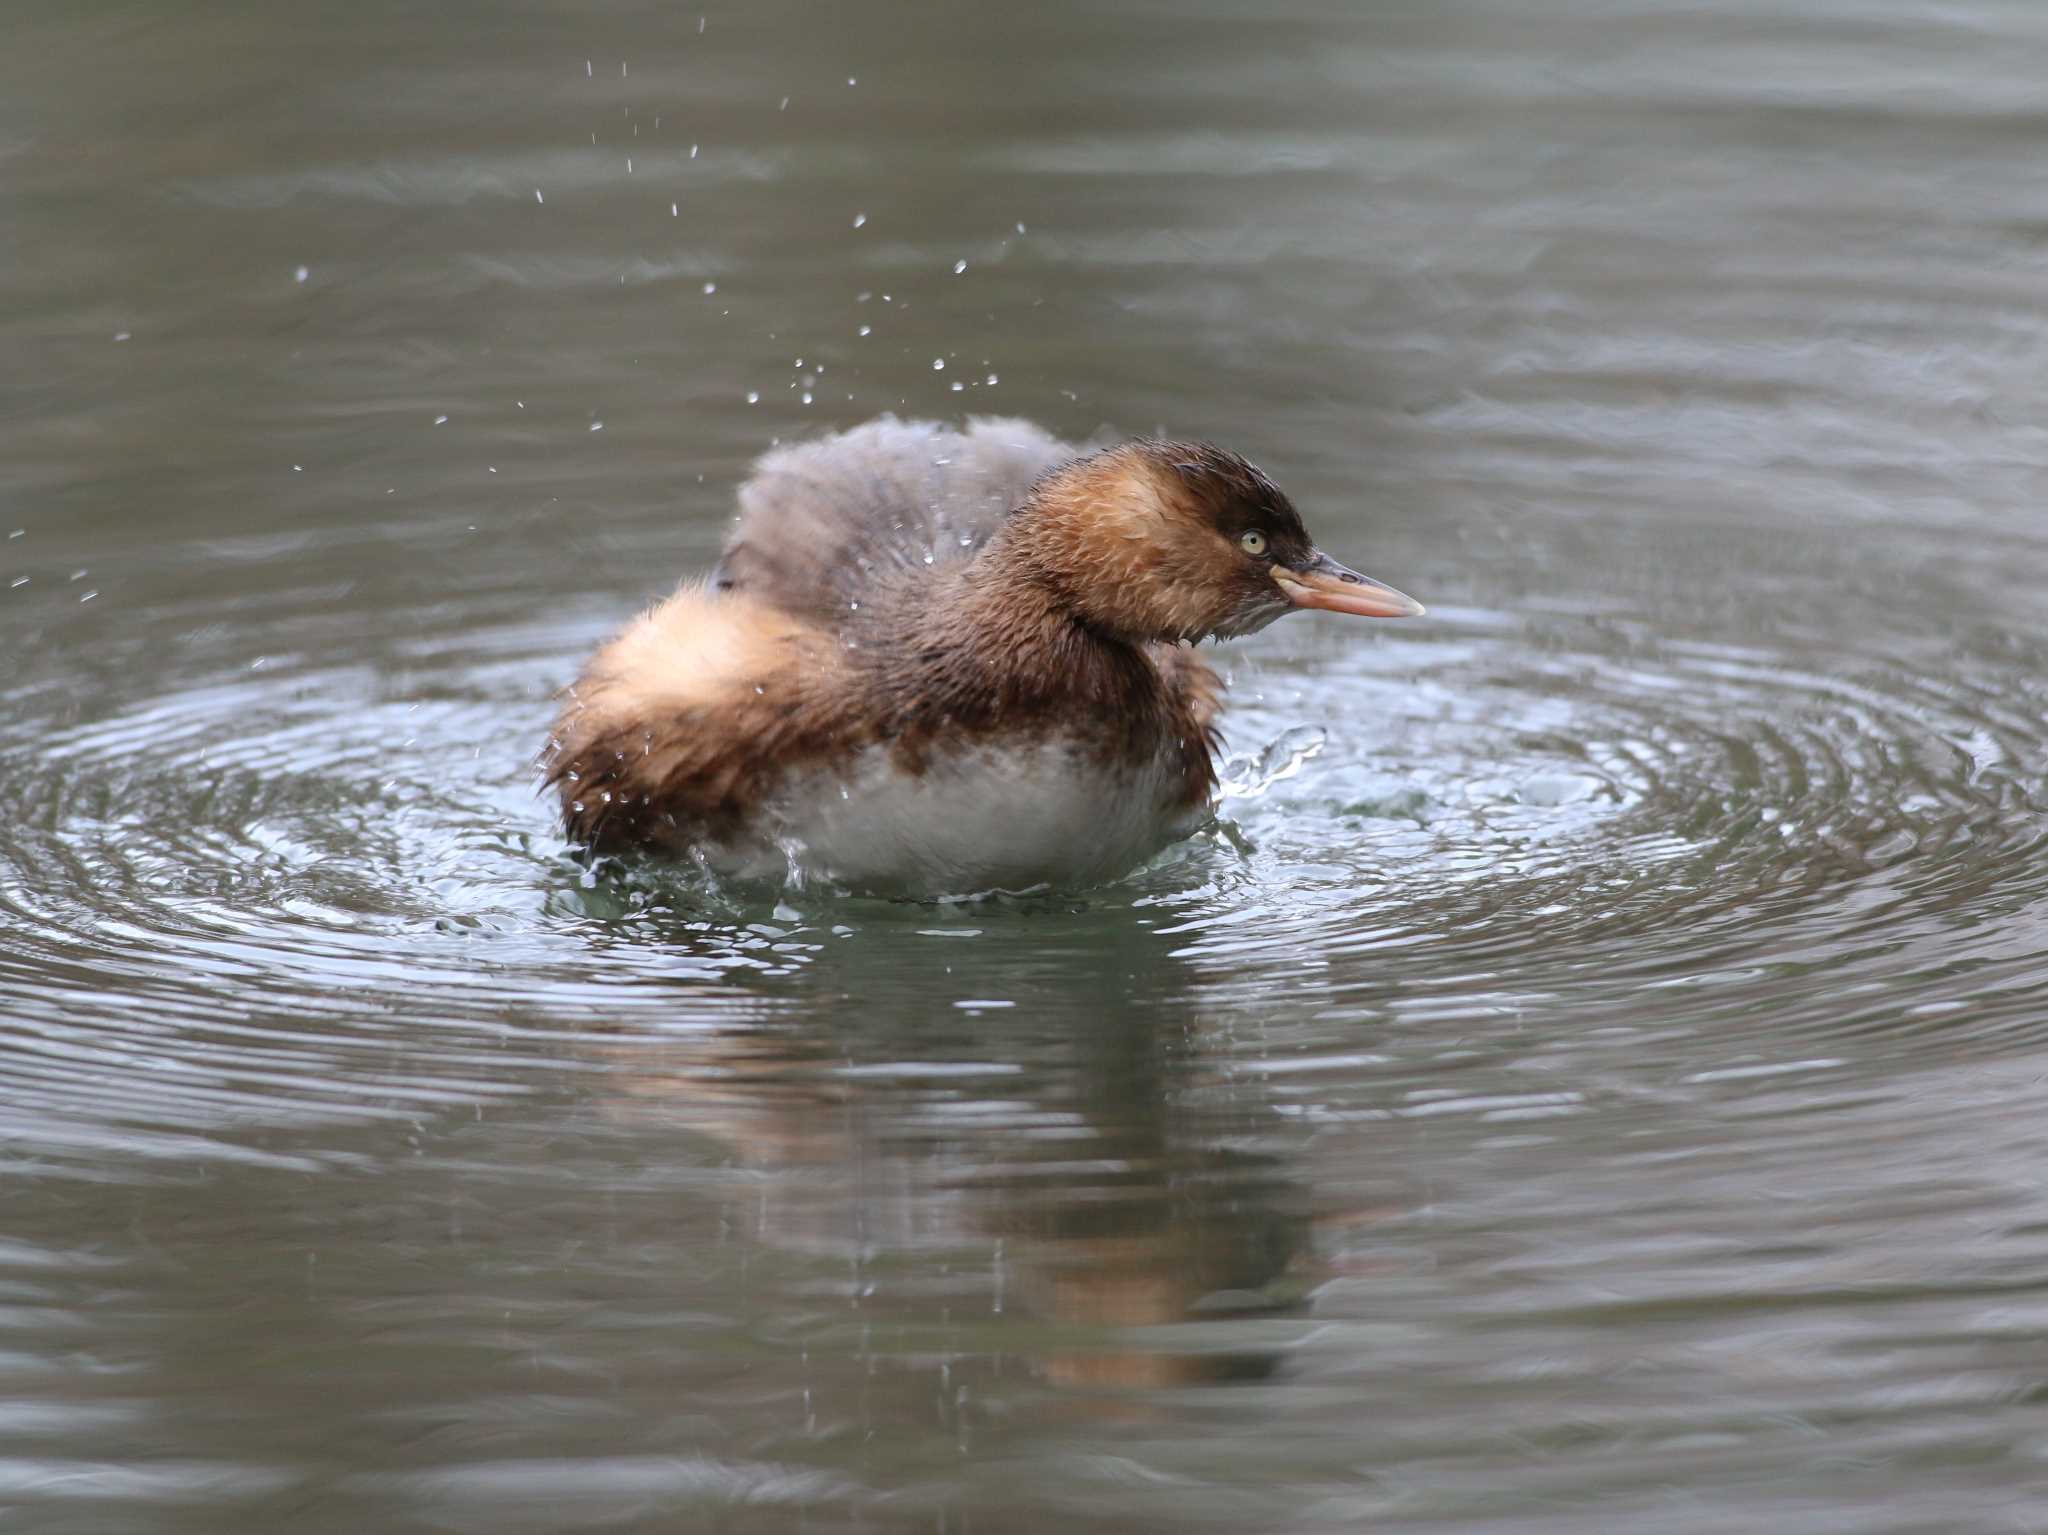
[1015,438,1423,644]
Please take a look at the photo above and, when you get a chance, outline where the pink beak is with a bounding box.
[1274,550,1425,619]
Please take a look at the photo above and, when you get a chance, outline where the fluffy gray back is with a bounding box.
[713,415,1082,623]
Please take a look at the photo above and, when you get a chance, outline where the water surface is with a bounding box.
[4,2,2048,1530]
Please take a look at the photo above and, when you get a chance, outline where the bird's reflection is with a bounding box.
[580,888,1320,1391]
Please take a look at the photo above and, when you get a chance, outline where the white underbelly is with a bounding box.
[726,742,1207,895]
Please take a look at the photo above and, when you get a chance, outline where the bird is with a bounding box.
[543,414,1422,896]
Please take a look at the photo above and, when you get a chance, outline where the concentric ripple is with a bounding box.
[1147,614,2048,1060]
[4,585,2045,1181]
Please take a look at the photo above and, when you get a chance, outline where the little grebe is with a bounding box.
[544,415,1421,893]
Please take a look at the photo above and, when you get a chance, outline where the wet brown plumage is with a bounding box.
[542,415,1420,891]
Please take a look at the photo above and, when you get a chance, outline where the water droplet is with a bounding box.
[1016,221,1027,234]
[702,280,717,294]
[589,421,604,432]
[671,203,678,217]
[690,144,699,158]
[952,259,967,275]
[571,800,585,813]
[857,325,871,337]
[847,76,857,86]
[112,331,130,341]
[626,157,633,174]
[801,391,812,404]
[985,373,999,386]
[950,381,964,392]
[585,59,592,77]
[779,96,789,110]
[534,188,544,203]
[852,212,867,228]
[77,590,97,603]
[293,265,309,283]
[434,414,449,425]
[931,358,945,371]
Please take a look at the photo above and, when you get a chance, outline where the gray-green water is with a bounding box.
[5,2,2048,1530]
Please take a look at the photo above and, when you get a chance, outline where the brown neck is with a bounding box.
[846,518,1155,743]
[954,526,1130,670]
[853,498,1213,784]
[970,461,1222,644]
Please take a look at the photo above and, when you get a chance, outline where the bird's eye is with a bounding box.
[1238,530,1268,557]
